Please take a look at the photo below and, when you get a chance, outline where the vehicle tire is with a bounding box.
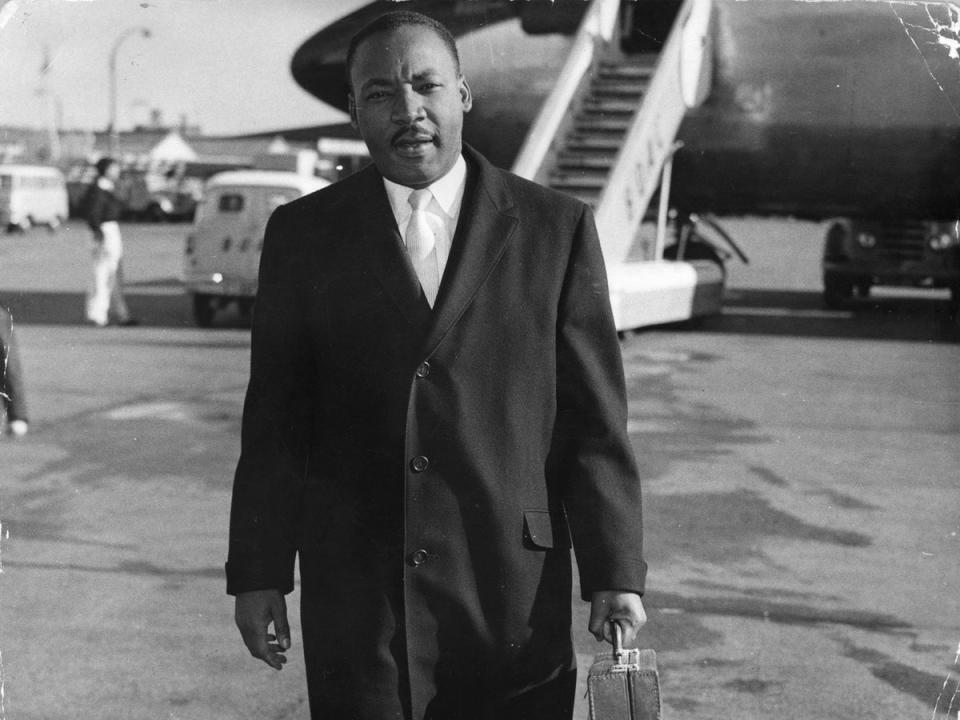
[949,284,960,316]
[237,298,254,322]
[146,203,167,223]
[823,271,853,308]
[192,293,215,327]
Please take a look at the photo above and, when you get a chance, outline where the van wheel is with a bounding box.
[192,294,215,327]
[146,203,167,223]
[823,271,853,308]
[237,298,254,323]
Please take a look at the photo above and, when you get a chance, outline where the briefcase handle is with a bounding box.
[610,621,642,671]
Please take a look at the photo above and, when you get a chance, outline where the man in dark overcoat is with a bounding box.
[227,11,648,720]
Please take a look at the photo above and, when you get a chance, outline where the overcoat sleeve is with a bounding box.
[226,204,312,595]
[551,205,648,601]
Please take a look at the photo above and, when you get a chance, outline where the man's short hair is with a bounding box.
[345,10,462,93]
[95,157,117,177]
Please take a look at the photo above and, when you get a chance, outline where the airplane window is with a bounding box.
[218,194,245,212]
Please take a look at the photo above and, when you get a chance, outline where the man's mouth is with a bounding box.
[393,133,435,155]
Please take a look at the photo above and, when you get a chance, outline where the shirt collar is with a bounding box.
[383,154,467,222]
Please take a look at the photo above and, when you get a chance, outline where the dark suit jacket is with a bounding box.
[226,145,646,719]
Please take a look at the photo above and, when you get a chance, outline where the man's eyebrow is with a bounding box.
[360,69,444,91]
[360,78,392,93]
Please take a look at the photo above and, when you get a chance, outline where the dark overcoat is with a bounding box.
[226,145,647,720]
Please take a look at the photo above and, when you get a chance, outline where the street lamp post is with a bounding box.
[108,26,151,157]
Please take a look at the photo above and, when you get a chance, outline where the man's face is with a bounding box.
[349,24,472,189]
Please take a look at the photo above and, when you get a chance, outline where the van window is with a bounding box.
[218,194,245,212]
[0,175,10,191]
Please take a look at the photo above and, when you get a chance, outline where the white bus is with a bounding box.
[0,164,69,232]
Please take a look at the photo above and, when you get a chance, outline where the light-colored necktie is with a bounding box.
[406,188,440,307]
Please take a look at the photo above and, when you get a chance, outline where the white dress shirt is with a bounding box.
[383,154,468,285]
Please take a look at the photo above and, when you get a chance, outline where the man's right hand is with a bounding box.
[235,589,291,670]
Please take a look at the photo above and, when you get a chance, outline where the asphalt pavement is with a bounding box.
[0,218,958,719]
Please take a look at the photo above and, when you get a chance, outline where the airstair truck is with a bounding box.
[512,0,744,331]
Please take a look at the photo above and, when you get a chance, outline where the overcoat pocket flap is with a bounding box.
[522,510,573,550]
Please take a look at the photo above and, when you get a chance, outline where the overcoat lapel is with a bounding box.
[421,147,519,354]
[354,167,433,330]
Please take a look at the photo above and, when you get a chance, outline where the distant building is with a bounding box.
[0,121,368,181]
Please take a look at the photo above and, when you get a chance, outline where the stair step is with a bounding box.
[597,63,656,81]
[590,80,648,98]
[575,117,632,133]
[564,135,624,152]
[555,152,617,170]
[549,173,608,190]
[581,98,639,115]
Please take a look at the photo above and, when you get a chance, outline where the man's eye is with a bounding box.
[418,83,441,92]
[365,90,390,100]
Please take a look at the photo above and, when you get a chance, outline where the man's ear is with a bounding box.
[348,94,359,128]
[459,77,473,113]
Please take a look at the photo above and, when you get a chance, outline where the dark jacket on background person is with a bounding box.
[226,144,647,719]
[82,181,123,232]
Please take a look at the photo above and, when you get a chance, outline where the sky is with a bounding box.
[0,0,373,135]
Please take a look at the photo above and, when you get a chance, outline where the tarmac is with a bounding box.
[0,218,958,719]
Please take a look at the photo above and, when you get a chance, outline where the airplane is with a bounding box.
[286,0,960,327]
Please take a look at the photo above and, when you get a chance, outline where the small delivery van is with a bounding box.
[0,164,69,232]
[183,169,329,326]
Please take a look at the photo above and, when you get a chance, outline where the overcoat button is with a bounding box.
[409,549,428,566]
[416,361,431,378]
[410,455,429,473]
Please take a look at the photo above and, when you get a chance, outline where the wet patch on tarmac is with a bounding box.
[645,489,872,567]
[807,488,880,511]
[648,590,911,634]
[0,521,137,549]
[620,341,770,479]
[683,579,844,603]
[2,559,223,578]
[749,465,790,488]
[840,640,958,710]
[640,605,725,652]
[663,695,703,714]
[723,677,779,694]
[13,398,242,490]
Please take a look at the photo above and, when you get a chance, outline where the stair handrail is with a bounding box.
[511,0,621,182]
[594,0,713,265]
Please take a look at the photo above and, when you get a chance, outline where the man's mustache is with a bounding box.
[392,127,435,145]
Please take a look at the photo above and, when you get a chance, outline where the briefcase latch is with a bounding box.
[612,622,641,672]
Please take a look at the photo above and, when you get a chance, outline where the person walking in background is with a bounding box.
[0,306,28,437]
[82,157,137,327]
[227,11,646,720]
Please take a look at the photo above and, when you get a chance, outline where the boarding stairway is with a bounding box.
[548,59,656,208]
[512,0,720,330]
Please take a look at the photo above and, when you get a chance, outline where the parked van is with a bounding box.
[183,169,329,326]
[0,164,69,232]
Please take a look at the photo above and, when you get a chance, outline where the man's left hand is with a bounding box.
[588,591,647,647]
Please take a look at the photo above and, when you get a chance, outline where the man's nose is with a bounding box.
[391,87,425,124]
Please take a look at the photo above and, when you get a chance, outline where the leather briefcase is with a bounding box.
[587,623,662,720]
